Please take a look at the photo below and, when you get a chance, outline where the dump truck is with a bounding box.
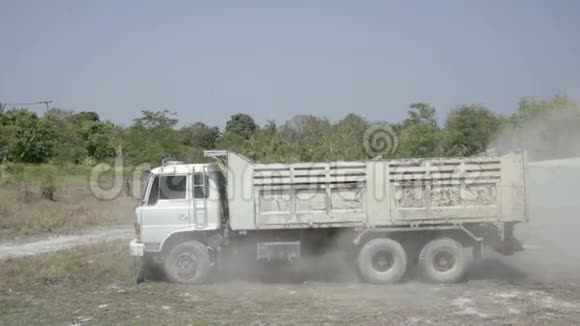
[129,150,527,284]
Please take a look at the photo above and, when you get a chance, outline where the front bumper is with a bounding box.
[130,239,144,257]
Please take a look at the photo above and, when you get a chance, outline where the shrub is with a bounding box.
[39,166,58,201]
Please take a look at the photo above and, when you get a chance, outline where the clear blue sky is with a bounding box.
[1,1,579,127]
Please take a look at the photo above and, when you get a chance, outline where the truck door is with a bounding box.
[140,174,191,249]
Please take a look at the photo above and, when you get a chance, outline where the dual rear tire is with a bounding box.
[418,238,466,283]
[357,238,408,284]
[357,237,466,284]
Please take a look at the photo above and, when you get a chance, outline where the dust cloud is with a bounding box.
[492,99,580,161]
[491,103,580,285]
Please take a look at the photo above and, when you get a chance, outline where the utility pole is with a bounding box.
[1,100,53,112]
[39,100,53,112]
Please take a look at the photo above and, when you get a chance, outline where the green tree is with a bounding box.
[330,113,369,160]
[406,103,437,126]
[244,121,293,162]
[4,109,55,163]
[71,112,118,161]
[73,111,100,122]
[86,121,119,161]
[0,104,12,161]
[395,103,445,158]
[445,105,500,156]
[43,109,86,163]
[133,110,178,129]
[123,110,183,164]
[215,132,246,154]
[225,113,257,140]
[180,122,220,150]
[280,115,333,161]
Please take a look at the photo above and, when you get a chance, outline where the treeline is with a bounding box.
[0,95,579,166]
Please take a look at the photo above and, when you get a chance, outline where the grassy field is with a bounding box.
[0,241,133,290]
[0,163,135,240]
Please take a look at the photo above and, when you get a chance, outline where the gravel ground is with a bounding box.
[1,277,579,325]
[1,249,580,326]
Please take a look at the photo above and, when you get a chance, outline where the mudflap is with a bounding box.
[492,238,524,256]
[491,223,524,256]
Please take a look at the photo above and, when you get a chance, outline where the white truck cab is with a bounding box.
[130,161,225,259]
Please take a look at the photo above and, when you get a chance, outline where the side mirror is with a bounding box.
[125,168,151,202]
[124,177,141,202]
[124,177,133,197]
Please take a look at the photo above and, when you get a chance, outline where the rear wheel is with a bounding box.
[418,238,466,283]
[357,238,407,284]
[164,241,211,284]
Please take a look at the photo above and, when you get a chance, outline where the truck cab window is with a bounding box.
[193,173,209,199]
[147,175,187,205]
[160,175,187,200]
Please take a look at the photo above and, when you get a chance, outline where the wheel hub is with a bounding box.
[372,251,394,272]
[176,253,198,277]
[433,251,455,272]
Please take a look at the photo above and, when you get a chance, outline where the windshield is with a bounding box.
[139,172,152,203]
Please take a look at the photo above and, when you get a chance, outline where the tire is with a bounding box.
[418,238,466,284]
[357,238,408,284]
[164,241,211,284]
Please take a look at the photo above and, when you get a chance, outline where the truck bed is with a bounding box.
[205,151,528,230]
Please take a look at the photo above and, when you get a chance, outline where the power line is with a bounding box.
[1,100,53,111]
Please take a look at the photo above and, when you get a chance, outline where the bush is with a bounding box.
[7,164,36,202]
[39,167,58,201]
[0,164,63,201]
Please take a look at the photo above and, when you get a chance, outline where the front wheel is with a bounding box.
[357,238,408,284]
[418,238,466,283]
[164,241,211,284]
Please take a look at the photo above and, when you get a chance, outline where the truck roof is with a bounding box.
[150,163,220,175]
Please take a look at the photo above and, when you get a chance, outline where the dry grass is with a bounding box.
[0,164,136,239]
[0,240,132,290]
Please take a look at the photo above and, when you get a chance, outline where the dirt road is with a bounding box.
[0,226,133,259]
